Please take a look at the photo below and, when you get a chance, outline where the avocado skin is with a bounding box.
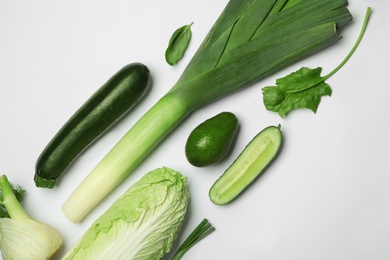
[185,111,238,167]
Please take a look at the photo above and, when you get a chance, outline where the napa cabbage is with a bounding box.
[62,167,190,260]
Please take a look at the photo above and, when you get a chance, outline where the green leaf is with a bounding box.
[165,22,193,66]
[262,7,371,118]
[262,67,331,118]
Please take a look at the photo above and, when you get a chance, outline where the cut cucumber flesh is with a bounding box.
[209,125,282,205]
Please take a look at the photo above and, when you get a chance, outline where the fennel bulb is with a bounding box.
[62,167,189,260]
[0,175,63,260]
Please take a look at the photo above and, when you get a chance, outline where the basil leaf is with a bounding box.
[262,67,331,118]
[165,22,193,66]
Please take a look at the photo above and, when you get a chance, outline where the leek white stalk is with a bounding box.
[0,175,63,260]
[63,0,354,223]
[62,94,190,223]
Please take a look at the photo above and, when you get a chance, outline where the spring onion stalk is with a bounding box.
[0,175,63,259]
[62,0,353,223]
[170,218,215,260]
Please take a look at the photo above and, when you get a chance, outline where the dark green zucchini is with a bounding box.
[34,63,151,188]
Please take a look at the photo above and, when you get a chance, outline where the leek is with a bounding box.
[62,0,353,223]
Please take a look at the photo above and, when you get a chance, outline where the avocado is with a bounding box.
[185,111,238,167]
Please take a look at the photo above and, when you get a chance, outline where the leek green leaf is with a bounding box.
[165,22,193,66]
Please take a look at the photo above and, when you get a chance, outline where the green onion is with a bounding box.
[171,218,215,260]
[62,0,353,223]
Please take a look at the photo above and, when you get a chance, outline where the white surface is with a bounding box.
[0,1,389,259]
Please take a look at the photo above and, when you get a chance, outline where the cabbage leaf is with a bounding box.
[62,167,190,260]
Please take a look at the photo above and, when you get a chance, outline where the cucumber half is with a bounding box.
[209,125,282,205]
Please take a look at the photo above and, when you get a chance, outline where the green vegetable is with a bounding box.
[62,0,353,222]
[262,7,371,118]
[34,62,151,188]
[0,175,63,259]
[0,182,24,218]
[209,125,282,205]
[165,22,193,66]
[171,218,215,260]
[185,111,238,167]
[62,167,189,260]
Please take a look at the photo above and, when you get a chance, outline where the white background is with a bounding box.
[1,0,389,259]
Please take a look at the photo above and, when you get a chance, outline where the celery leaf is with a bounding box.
[262,67,331,118]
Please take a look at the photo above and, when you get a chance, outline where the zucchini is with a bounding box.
[34,62,151,188]
[209,125,282,205]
